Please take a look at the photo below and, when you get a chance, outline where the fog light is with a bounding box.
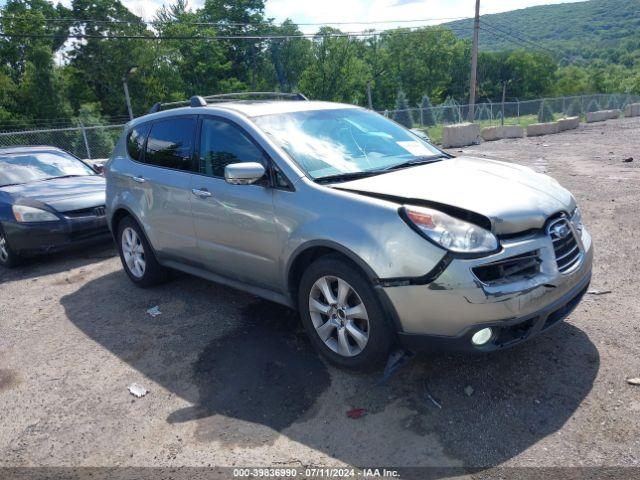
[471,327,493,346]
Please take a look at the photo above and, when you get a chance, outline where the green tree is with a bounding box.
[538,100,554,122]
[393,90,413,128]
[66,0,152,117]
[587,99,601,112]
[419,95,435,126]
[566,98,583,117]
[268,20,312,92]
[72,103,115,158]
[299,28,369,104]
[441,96,461,124]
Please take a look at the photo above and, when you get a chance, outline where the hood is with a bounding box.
[333,156,575,235]
[1,175,106,212]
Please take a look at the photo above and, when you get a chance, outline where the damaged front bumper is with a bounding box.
[380,224,593,352]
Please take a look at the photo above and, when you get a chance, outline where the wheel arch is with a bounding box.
[286,241,403,333]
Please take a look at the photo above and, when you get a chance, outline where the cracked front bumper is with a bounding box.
[383,226,593,350]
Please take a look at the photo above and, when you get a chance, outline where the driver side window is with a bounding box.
[199,118,265,178]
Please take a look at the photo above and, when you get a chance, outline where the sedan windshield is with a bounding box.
[253,107,445,181]
[0,151,95,187]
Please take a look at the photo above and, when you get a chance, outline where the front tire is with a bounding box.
[298,255,393,371]
[116,216,168,287]
[0,225,21,268]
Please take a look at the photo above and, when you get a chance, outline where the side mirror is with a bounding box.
[92,163,105,175]
[224,162,266,185]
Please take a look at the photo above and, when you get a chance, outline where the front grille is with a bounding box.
[473,250,541,284]
[547,217,581,273]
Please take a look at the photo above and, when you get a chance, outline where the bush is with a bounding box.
[393,90,413,128]
[538,100,554,123]
[418,95,435,126]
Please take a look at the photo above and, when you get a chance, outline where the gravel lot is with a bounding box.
[1,117,639,476]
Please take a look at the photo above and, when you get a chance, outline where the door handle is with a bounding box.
[192,188,213,198]
[129,175,146,183]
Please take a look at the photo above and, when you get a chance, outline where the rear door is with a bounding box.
[131,116,199,264]
[190,115,279,288]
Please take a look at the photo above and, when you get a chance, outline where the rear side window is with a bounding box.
[145,117,196,171]
[126,124,150,161]
[199,118,265,178]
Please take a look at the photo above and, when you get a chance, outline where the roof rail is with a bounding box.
[148,92,307,114]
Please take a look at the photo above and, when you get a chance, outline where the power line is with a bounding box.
[0,25,475,41]
[0,15,472,28]
[480,20,559,57]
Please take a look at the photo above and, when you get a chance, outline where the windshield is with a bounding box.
[0,151,95,187]
[253,108,444,180]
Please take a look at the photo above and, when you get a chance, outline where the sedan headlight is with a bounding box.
[402,205,498,254]
[571,207,583,235]
[12,205,59,223]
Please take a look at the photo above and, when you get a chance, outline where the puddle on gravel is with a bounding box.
[167,300,331,445]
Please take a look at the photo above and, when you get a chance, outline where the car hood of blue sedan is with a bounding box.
[1,175,106,213]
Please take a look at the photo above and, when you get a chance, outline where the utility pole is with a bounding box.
[366,81,373,110]
[468,0,480,122]
[122,79,133,121]
[122,66,138,121]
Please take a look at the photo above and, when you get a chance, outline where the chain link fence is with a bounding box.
[0,94,638,157]
[0,124,125,160]
[382,93,640,128]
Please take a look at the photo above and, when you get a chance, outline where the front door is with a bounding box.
[190,116,279,288]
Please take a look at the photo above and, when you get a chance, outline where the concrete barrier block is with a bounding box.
[481,125,524,141]
[481,126,501,142]
[442,122,481,148]
[587,109,621,123]
[557,116,580,131]
[624,103,640,117]
[501,125,525,139]
[526,122,559,137]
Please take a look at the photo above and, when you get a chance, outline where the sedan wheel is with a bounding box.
[0,229,20,268]
[121,227,146,278]
[309,275,370,357]
[0,234,9,264]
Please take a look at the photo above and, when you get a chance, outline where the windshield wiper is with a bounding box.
[315,170,386,184]
[382,154,447,171]
[35,174,87,183]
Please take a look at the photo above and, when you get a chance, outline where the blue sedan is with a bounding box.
[0,146,110,268]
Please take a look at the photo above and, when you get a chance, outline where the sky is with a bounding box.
[59,0,585,31]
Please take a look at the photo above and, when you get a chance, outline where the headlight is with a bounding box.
[12,205,59,223]
[571,207,583,234]
[402,205,498,254]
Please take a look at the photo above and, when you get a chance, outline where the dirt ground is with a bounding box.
[1,117,639,477]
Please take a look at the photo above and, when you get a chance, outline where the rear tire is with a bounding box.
[0,225,21,268]
[298,254,394,371]
[116,216,168,287]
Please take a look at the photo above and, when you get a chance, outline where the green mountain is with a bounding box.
[445,0,640,64]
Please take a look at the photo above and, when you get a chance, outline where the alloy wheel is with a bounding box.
[308,275,370,357]
[122,227,146,278]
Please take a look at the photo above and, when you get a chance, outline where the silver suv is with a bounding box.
[105,94,593,370]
